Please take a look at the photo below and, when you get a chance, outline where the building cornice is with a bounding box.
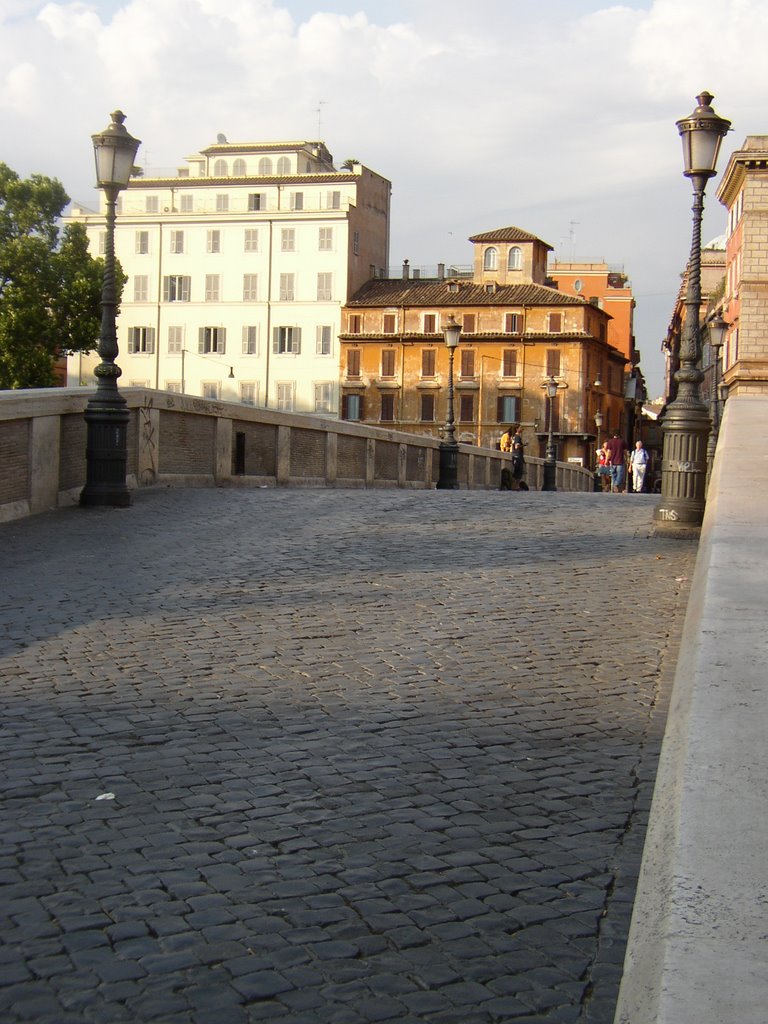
[717,136,768,208]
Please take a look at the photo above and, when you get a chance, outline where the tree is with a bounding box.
[0,164,105,389]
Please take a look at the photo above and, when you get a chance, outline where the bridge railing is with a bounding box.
[0,387,593,522]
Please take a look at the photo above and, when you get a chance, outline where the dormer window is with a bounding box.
[483,247,498,271]
[448,281,459,293]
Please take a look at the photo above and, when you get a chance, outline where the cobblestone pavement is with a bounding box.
[0,488,696,1024]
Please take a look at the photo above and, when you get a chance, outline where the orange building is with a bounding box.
[339,227,627,466]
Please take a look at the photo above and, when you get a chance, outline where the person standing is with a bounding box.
[629,440,649,493]
[605,432,628,493]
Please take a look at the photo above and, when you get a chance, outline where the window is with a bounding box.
[548,312,563,333]
[205,274,220,301]
[240,382,257,405]
[233,158,246,175]
[347,349,361,377]
[459,394,475,422]
[213,159,227,176]
[135,231,149,254]
[207,230,221,253]
[348,314,362,335]
[317,273,332,301]
[460,349,475,377]
[342,393,362,421]
[279,273,295,301]
[545,393,560,432]
[353,230,360,255]
[199,327,226,354]
[258,157,273,175]
[504,312,521,334]
[145,196,159,213]
[290,192,303,211]
[277,382,294,412]
[216,194,229,212]
[281,228,295,252]
[242,326,259,355]
[423,313,436,334]
[316,325,332,355]
[507,247,522,270]
[163,275,191,302]
[128,379,149,387]
[244,229,258,252]
[326,190,341,209]
[273,326,301,354]
[166,381,181,393]
[170,231,184,254]
[248,193,263,211]
[483,246,498,271]
[274,156,289,174]
[502,349,518,377]
[497,395,520,423]
[243,274,258,301]
[133,275,149,302]
[318,227,333,251]
[202,381,220,400]
[381,350,396,377]
[380,393,395,422]
[127,327,155,354]
[314,383,333,413]
[97,231,106,255]
[383,314,396,335]
[420,393,435,422]
[168,326,183,353]
[421,350,436,377]
[463,313,476,333]
[546,348,561,377]
[180,195,193,213]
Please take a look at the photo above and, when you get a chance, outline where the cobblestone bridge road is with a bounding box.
[0,489,696,1024]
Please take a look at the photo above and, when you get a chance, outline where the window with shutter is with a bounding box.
[497,395,519,423]
[316,326,332,355]
[170,231,184,254]
[348,315,362,335]
[463,313,476,333]
[317,273,332,301]
[421,350,436,377]
[248,193,263,211]
[383,313,396,334]
[504,312,521,333]
[342,394,362,421]
[133,276,149,302]
[199,327,226,354]
[279,274,295,301]
[207,230,221,254]
[243,274,258,301]
[381,350,395,377]
[420,393,435,422]
[273,327,301,354]
[163,275,191,302]
[244,229,259,252]
[546,349,561,377]
[205,275,220,302]
[168,326,183,353]
[242,326,258,355]
[502,349,518,377]
[460,349,475,377]
[548,312,563,333]
[347,349,361,377]
[135,231,149,254]
[380,394,395,422]
[459,394,474,421]
[423,313,436,334]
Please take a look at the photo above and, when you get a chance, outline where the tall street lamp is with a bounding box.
[594,408,603,451]
[654,91,730,531]
[705,311,728,489]
[542,375,559,491]
[436,315,462,489]
[80,110,141,508]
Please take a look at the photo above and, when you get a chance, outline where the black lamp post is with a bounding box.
[80,111,141,508]
[542,375,559,491]
[436,315,462,489]
[654,92,730,530]
[705,312,728,488]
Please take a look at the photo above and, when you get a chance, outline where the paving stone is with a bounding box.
[0,489,695,1024]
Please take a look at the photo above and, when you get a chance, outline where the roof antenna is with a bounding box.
[315,100,327,137]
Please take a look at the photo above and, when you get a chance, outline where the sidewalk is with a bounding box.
[0,489,695,1024]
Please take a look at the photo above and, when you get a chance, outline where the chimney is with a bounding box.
[437,263,445,280]
[402,259,410,280]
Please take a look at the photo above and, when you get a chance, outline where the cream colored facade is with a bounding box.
[65,140,391,415]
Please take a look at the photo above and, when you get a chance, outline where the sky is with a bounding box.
[1,0,766,399]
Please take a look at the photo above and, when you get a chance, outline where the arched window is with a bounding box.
[483,247,498,271]
[258,157,273,175]
[507,246,522,270]
[233,158,246,175]
[277,156,291,174]
[213,159,228,176]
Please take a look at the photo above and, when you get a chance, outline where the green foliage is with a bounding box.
[0,163,105,389]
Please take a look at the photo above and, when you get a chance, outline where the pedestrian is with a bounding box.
[628,440,649,493]
[597,443,611,492]
[605,432,628,493]
[499,426,514,452]
[510,427,525,483]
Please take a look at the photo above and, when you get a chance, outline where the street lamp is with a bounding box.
[436,315,462,489]
[542,375,559,491]
[654,91,730,531]
[594,408,604,451]
[80,111,141,507]
[705,312,728,488]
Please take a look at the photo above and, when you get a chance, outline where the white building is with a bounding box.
[66,139,391,415]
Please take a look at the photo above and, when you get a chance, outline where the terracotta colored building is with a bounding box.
[339,227,627,465]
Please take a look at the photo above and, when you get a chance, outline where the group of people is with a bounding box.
[499,425,527,490]
[597,434,650,493]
